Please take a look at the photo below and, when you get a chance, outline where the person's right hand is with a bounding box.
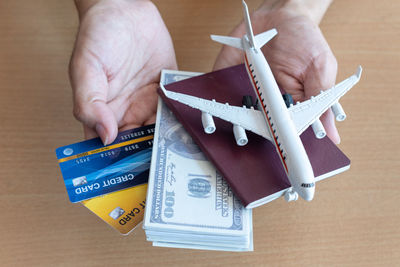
[213,1,340,144]
[70,0,177,145]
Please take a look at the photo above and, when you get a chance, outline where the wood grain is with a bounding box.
[0,0,398,265]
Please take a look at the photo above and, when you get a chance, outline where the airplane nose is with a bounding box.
[296,186,315,202]
[302,191,314,202]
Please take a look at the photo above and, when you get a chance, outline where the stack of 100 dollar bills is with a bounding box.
[143,70,253,251]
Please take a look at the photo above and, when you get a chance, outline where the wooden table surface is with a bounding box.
[0,0,399,266]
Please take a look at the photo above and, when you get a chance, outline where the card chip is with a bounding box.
[72,176,87,187]
[109,207,125,220]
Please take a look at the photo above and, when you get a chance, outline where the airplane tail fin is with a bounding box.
[243,1,277,49]
[210,1,277,50]
[242,0,256,48]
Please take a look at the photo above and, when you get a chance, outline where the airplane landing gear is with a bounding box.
[282,93,294,108]
[284,188,299,202]
[242,95,255,109]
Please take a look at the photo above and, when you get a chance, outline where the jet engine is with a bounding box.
[233,124,248,146]
[311,119,326,139]
[201,112,216,134]
[331,102,346,121]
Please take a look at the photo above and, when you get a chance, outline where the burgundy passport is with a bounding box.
[158,64,350,208]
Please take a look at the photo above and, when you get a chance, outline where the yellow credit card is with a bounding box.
[82,184,147,235]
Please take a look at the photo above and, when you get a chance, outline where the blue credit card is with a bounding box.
[56,125,155,203]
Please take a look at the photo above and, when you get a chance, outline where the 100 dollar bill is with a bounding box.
[144,70,252,239]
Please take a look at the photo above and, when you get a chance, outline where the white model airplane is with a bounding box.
[160,0,362,202]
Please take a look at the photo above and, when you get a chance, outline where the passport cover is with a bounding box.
[158,64,350,208]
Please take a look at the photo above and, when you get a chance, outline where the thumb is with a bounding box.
[303,52,340,144]
[69,57,118,145]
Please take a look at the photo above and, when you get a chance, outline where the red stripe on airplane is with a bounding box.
[244,54,288,173]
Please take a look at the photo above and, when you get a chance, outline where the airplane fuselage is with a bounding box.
[241,37,315,201]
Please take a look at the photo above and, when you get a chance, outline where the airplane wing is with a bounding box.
[159,84,273,142]
[289,66,362,135]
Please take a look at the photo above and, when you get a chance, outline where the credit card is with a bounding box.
[56,124,155,202]
[82,183,147,235]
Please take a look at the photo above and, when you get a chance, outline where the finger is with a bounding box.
[116,83,159,128]
[144,114,157,125]
[303,51,340,144]
[319,109,340,144]
[70,53,118,145]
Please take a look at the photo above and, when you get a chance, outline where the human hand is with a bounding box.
[213,1,340,143]
[70,0,177,145]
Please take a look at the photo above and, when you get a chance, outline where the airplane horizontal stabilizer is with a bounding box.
[210,35,243,50]
[254,28,278,49]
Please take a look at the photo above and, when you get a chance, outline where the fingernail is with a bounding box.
[95,123,108,146]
